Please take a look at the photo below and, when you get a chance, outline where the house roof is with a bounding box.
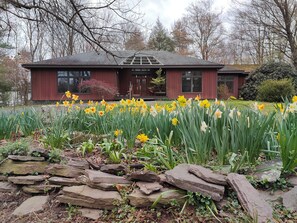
[22,50,224,69]
[218,65,249,75]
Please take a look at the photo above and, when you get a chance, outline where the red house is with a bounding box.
[22,50,247,101]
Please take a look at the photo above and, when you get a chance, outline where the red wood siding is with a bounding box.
[166,69,218,99]
[31,69,118,101]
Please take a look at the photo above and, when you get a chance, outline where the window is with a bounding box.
[182,71,202,92]
[57,71,90,93]
[218,76,234,93]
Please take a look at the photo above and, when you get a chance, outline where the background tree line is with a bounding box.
[0,0,296,104]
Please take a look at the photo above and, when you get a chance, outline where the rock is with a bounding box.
[12,195,49,216]
[85,169,131,184]
[29,148,49,159]
[127,170,160,182]
[287,175,297,186]
[57,185,122,210]
[100,164,127,175]
[136,182,163,195]
[282,186,297,211]
[227,173,273,223]
[79,208,103,220]
[129,163,145,169]
[188,165,227,186]
[67,158,89,170]
[0,175,8,181]
[0,181,17,193]
[165,164,225,201]
[8,175,48,185]
[46,164,84,178]
[8,155,45,162]
[48,177,82,186]
[0,160,48,175]
[253,169,281,183]
[22,184,61,194]
[128,188,186,208]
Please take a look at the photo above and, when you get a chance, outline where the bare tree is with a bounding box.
[234,0,297,68]
[171,19,193,56]
[124,26,146,51]
[1,0,142,57]
[184,0,225,60]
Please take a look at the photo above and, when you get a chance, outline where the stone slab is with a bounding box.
[48,176,82,186]
[0,181,17,193]
[22,184,61,194]
[136,182,163,195]
[57,185,122,210]
[188,165,227,185]
[0,160,48,175]
[8,175,48,185]
[282,186,297,212]
[85,169,131,184]
[165,164,225,201]
[227,173,273,223]
[46,164,84,178]
[8,155,45,162]
[12,195,49,216]
[128,188,185,208]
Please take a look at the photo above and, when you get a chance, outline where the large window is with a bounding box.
[57,71,90,93]
[182,71,202,92]
[218,76,234,93]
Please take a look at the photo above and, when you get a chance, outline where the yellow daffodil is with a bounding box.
[195,95,201,101]
[258,104,265,111]
[100,99,107,106]
[199,99,211,108]
[56,102,59,107]
[172,117,179,126]
[90,106,96,113]
[63,100,70,107]
[177,95,187,107]
[292,95,297,103]
[65,91,72,98]
[98,110,105,116]
[88,100,93,105]
[84,108,91,114]
[137,133,149,143]
[79,100,84,105]
[72,94,79,101]
[114,129,123,137]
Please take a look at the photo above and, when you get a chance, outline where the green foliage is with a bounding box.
[150,68,166,92]
[240,62,297,100]
[42,114,70,149]
[147,18,175,52]
[257,79,295,102]
[77,139,95,157]
[278,112,297,172]
[48,148,62,163]
[0,139,29,161]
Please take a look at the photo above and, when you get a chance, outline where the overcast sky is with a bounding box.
[139,0,233,30]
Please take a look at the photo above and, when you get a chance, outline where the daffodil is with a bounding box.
[90,106,96,113]
[98,110,104,116]
[177,95,187,107]
[292,95,297,103]
[214,108,222,119]
[200,121,208,133]
[79,100,84,105]
[258,104,265,111]
[199,99,211,108]
[195,95,201,101]
[56,102,59,107]
[72,94,79,101]
[63,100,70,107]
[172,117,178,126]
[65,91,72,98]
[114,129,123,137]
[84,108,91,114]
[137,133,149,143]
[101,99,107,106]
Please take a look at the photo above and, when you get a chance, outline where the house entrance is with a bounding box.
[132,75,148,96]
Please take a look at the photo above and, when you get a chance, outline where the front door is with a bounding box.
[132,76,148,96]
